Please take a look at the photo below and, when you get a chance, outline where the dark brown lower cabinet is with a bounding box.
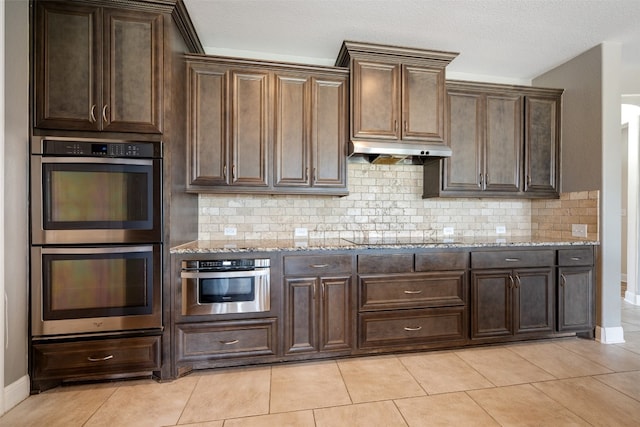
[31,335,160,392]
[471,267,554,340]
[557,247,595,336]
[175,318,278,372]
[283,254,353,357]
[359,307,466,349]
[558,267,594,332]
[284,276,352,355]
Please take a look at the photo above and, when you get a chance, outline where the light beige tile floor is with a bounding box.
[3,299,640,426]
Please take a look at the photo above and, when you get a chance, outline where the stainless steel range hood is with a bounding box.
[349,140,452,164]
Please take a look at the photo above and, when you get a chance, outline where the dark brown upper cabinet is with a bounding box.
[423,81,562,199]
[274,72,348,190]
[335,41,458,145]
[186,55,348,195]
[34,1,163,134]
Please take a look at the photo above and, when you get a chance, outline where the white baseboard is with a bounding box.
[596,326,626,344]
[3,375,29,415]
[625,291,640,305]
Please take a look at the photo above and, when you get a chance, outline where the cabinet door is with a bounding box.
[402,65,445,142]
[284,277,317,354]
[514,268,554,334]
[102,8,163,133]
[187,63,228,186]
[319,277,351,352]
[230,69,270,186]
[352,60,399,139]
[558,267,594,332]
[442,90,483,192]
[274,73,310,187]
[524,96,560,196]
[484,94,522,192]
[34,1,101,131]
[311,76,348,188]
[471,270,512,338]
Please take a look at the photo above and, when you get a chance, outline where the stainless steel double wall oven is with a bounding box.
[30,137,163,337]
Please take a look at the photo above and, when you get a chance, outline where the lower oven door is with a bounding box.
[31,245,162,337]
[181,268,270,315]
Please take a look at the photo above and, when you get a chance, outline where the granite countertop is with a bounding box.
[170,236,599,254]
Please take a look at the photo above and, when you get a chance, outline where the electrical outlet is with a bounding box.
[224,227,237,236]
[294,227,308,237]
[496,226,506,234]
[572,224,587,238]
[443,227,454,236]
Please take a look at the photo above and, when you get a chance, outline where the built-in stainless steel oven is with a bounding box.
[181,258,270,315]
[31,137,162,245]
[31,245,162,337]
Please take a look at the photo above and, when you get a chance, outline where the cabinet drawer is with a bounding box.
[176,318,277,361]
[360,271,465,311]
[358,254,413,274]
[558,248,594,266]
[284,254,352,275]
[471,250,554,269]
[32,336,160,381]
[415,251,468,271]
[359,307,466,348]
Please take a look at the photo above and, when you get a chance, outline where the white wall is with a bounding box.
[533,43,623,343]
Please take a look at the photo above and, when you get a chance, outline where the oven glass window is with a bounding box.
[43,163,153,229]
[42,251,153,320]
[199,277,255,303]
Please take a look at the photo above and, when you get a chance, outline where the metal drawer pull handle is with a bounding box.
[560,274,566,287]
[89,104,97,123]
[87,355,114,362]
[310,264,329,268]
[570,257,582,261]
[102,104,108,123]
[220,339,239,345]
[404,290,423,294]
[404,326,422,331]
[505,258,520,262]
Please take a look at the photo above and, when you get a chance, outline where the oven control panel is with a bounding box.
[183,258,270,271]
[42,140,159,158]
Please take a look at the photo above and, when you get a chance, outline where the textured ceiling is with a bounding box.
[183,0,640,85]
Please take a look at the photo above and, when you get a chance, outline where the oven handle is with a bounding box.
[39,157,153,166]
[181,269,269,279]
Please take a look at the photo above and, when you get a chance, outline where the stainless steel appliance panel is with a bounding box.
[181,259,270,315]
[31,245,162,336]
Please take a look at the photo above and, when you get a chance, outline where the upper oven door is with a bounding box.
[31,155,162,244]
